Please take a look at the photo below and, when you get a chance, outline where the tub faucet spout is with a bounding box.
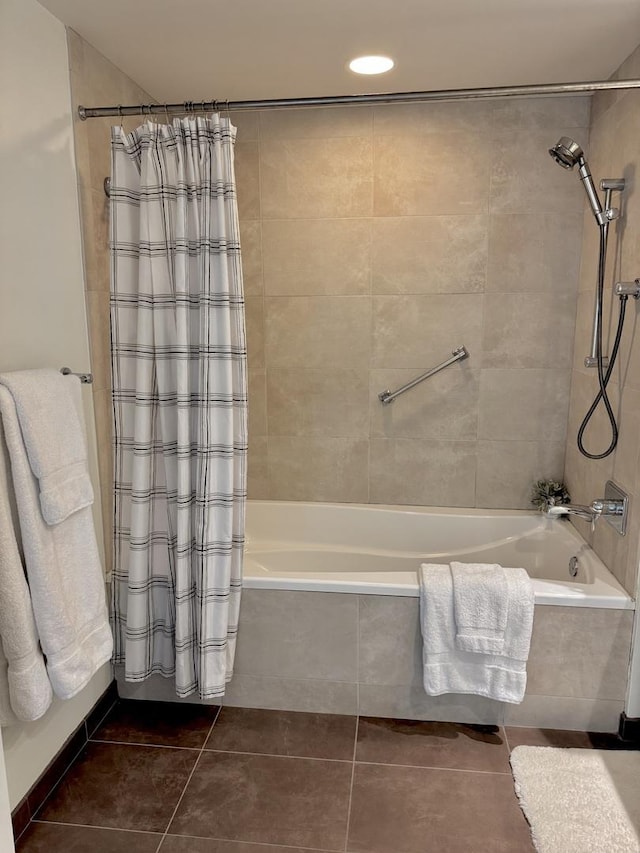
[546,498,624,532]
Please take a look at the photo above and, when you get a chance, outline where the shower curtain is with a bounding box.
[109,115,247,699]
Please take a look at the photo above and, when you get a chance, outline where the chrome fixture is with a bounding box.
[545,480,629,535]
[77,78,640,121]
[378,346,468,406]
[615,279,640,299]
[60,367,93,384]
[549,137,627,459]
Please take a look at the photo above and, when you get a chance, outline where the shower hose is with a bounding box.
[577,223,628,459]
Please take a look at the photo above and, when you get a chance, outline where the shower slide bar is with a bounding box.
[60,367,93,384]
[378,346,469,406]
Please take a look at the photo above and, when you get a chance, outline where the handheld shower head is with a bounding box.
[548,137,584,170]
[549,136,605,224]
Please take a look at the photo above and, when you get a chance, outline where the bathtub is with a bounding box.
[244,501,634,610]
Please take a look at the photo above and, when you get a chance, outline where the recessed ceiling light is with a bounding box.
[349,55,395,75]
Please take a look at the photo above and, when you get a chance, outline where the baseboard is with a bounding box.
[618,712,640,744]
[10,679,118,843]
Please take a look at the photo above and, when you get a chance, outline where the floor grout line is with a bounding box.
[86,698,119,739]
[204,748,354,763]
[153,704,222,853]
[160,831,337,851]
[89,738,202,751]
[342,715,359,853]
[503,724,513,755]
[353,759,511,775]
[31,818,164,836]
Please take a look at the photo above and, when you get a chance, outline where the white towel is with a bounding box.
[450,561,508,654]
[0,385,112,700]
[419,562,534,704]
[0,369,94,524]
[0,420,53,723]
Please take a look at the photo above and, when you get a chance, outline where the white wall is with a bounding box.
[0,0,111,814]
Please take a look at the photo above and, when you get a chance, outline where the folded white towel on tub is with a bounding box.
[419,562,534,704]
[450,561,508,654]
[0,369,94,524]
[0,384,112,700]
[0,418,52,724]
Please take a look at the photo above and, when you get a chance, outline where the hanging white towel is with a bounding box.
[0,420,52,723]
[419,563,534,704]
[0,384,112,700]
[0,369,94,524]
[450,561,508,654]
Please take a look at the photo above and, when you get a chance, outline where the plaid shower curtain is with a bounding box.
[109,116,247,699]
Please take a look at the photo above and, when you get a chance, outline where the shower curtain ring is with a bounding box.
[117,104,123,130]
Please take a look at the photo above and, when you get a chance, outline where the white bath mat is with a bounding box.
[510,746,640,852]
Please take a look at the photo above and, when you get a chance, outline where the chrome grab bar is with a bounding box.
[378,346,469,406]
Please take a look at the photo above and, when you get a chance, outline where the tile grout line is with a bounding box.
[503,724,512,755]
[31,818,164,837]
[343,715,359,853]
[153,704,222,853]
[86,697,119,740]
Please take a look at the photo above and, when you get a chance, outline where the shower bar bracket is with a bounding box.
[60,367,93,384]
[378,346,469,406]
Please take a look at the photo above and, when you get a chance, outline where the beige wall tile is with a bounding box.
[504,695,623,733]
[372,294,483,369]
[86,290,111,392]
[263,219,371,296]
[478,369,571,442]
[373,101,493,136]
[240,220,263,296]
[476,440,565,509]
[369,438,477,506]
[260,138,373,219]
[248,369,267,437]
[483,292,576,368]
[247,435,268,499]
[245,296,265,368]
[487,213,582,293]
[490,130,587,214]
[374,134,490,216]
[370,366,480,440]
[358,596,422,686]
[372,215,487,295]
[492,96,590,131]
[259,106,373,139]
[235,140,261,220]
[228,111,260,141]
[265,296,371,369]
[234,589,358,681]
[527,607,633,700]
[223,674,358,715]
[267,368,369,437]
[85,189,110,292]
[267,436,369,502]
[358,683,505,725]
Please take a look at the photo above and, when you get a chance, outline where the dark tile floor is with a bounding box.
[14,699,629,852]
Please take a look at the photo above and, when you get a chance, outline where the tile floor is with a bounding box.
[14,700,628,852]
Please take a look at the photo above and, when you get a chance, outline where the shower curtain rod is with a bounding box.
[78,77,640,120]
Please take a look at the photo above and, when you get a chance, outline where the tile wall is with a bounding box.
[238,97,590,508]
[564,43,640,596]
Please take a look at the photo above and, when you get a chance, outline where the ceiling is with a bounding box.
[39,0,640,104]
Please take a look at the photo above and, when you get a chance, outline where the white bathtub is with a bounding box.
[244,501,634,610]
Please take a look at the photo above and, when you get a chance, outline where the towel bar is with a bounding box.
[378,346,469,405]
[60,367,93,384]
